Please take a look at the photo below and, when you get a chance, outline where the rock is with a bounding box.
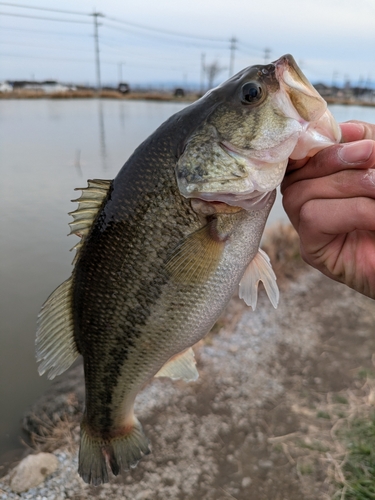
[241,477,252,488]
[10,452,59,493]
[135,490,154,500]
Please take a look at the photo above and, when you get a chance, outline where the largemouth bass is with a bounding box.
[36,55,340,485]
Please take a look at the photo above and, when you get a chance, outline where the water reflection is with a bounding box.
[74,149,83,178]
[97,99,108,171]
[119,101,126,130]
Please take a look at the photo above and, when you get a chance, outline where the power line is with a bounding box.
[0,40,94,52]
[0,25,92,37]
[105,15,228,42]
[238,41,264,54]
[1,51,194,72]
[0,11,92,23]
[0,1,89,16]
[102,21,225,49]
[0,1,228,43]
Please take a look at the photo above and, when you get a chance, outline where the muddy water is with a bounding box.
[0,99,374,464]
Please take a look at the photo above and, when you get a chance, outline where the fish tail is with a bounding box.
[78,418,150,485]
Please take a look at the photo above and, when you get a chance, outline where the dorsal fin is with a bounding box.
[68,179,112,264]
[36,179,112,380]
[36,277,78,379]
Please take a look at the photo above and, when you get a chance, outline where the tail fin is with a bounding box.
[78,419,150,485]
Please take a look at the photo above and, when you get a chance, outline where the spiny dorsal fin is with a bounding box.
[36,276,78,380]
[165,221,225,285]
[68,179,112,264]
[155,347,199,382]
[239,248,279,311]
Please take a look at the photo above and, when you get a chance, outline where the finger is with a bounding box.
[298,197,375,255]
[340,122,366,142]
[286,121,375,173]
[283,168,375,229]
[286,157,309,172]
[282,140,375,192]
[341,121,375,142]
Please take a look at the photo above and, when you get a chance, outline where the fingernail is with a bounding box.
[338,140,373,164]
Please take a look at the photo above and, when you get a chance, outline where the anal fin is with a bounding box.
[155,347,199,382]
[239,248,279,310]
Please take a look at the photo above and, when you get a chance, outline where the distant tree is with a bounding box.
[205,61,226,90]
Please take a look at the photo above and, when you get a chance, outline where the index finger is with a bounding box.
[286,121,375,175]
[282,140,375,193]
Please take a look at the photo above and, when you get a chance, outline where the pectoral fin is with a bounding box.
[239,248,279,310]
[165,220,225,285]
[155,347,199,382]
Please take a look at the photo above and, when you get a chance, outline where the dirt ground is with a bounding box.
[5,226,375,500]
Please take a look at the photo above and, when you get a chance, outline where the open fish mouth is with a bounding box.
[273,54,341,159]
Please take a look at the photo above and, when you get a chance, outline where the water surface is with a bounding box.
[1,99,374,463]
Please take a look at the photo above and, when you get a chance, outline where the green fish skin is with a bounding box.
[36,54,341,485]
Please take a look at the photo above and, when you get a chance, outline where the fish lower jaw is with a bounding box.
[192,190,273,211]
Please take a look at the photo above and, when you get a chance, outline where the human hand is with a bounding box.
[281,121,375,299]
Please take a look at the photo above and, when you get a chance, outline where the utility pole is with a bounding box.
[200,52,206,94]
[229,37,237,77]
[332,71,339,89]
[92,11,103,93]
[118,62,125,84]
[263,47,271,64]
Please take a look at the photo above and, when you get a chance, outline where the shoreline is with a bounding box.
[1,90,375,107]
[0,89,198,102]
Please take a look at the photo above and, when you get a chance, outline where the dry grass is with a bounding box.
[266,370,375,499]
[261,222,307,287]
[26,412,79,455]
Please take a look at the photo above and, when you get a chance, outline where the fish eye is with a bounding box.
[241,82,263,104]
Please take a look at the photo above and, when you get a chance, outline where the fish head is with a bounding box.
[176,54,341,210]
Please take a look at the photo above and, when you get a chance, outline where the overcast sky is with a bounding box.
[1,0,374,88]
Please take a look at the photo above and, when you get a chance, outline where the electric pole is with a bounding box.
[118,62,125,84]
[92,11,103,93]
[200,52,206,94]
[229,37,237,77]
[263,47,271,64]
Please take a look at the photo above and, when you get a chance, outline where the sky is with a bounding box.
[1,0,374,89]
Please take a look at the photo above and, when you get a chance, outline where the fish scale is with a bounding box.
[36,54,341,485]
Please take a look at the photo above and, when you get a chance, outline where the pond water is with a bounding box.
[1,99,375,464]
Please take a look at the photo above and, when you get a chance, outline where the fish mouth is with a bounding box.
[273,54,341,158]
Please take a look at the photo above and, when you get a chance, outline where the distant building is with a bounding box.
[0,81,13,92]
[10,80,74,93]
